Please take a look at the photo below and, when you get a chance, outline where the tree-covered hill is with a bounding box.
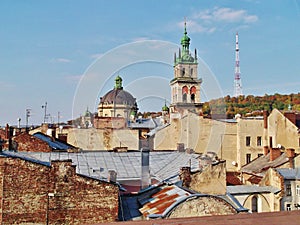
[203,93,300,119]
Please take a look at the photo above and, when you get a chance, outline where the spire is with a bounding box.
[181,18,190,55]
[114,75,123,90]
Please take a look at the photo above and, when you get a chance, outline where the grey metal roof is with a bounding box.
[276,168,300,180]
[4,151,200,182]
[227,185,281,195]
[128,118,163,129]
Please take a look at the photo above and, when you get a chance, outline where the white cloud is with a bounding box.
[195,7,258,23]
[186,7,258,33]
[51,58,72,63]
[178,20,216,34]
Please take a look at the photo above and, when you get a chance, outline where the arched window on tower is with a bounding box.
[182,86,188,103]
[252,196,258,212]
[190,68,193,77]
[190,86,196,103]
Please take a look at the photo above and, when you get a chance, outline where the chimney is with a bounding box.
[286,148,295,169]
[177,143,185,152]
[108,170,117,183]
[270,148,281,161]
[179,167,191,188]
[141,147,150,189]
[263,146,269,156]
[5,124,10,139]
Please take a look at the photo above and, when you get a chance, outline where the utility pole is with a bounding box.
[42,102,50,123]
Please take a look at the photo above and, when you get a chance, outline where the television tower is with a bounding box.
[234,32,242,97]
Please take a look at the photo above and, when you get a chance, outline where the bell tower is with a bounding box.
[170,21,202,116]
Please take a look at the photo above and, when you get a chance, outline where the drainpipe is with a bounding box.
[263,110,269,155]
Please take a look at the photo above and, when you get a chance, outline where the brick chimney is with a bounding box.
[179,166,191,188]
[270,148,281,161]
[286,148,296,169]
[263,146,269,156]
[5,124,10,139]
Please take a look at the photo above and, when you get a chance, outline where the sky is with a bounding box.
[0,0,300,126]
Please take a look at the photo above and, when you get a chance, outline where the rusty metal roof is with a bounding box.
[139,184,191,217]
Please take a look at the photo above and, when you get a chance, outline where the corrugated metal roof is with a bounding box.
[0,151,51,167]
[139,185,191,217]
[276,167,300,180]
[227,185,281,195]
[3,151,200,182]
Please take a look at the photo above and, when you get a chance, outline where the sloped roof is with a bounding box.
[120,183,248,221]
[33,132,76,150]
[276,168,300,180]
[227,185,281,195]
[240,152,290,177]
[3,151,200,182]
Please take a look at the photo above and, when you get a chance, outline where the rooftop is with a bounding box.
[227,185,281,195]
[1,151,200,183]
[276,167,300,180]
[240,152,291,177]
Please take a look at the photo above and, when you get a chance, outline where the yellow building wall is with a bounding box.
[268,109,300,153]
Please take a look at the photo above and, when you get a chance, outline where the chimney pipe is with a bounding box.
[141,148,150,189]
[286,148,295,169]
[108,170,117,183]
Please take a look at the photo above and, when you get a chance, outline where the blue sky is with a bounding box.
[0,0,299,125]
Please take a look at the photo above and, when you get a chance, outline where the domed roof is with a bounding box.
[100,75,137,106]
[100,89,136,106]
[84,107,93,117]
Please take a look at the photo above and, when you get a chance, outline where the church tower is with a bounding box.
[170,21,202,117]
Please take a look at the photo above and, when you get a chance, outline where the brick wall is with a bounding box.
[0,156,119,224]
[12,132,52,152]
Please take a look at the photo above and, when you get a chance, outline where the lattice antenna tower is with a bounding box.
[234,32,243,97]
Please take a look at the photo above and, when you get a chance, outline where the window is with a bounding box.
[296,184,300,196]
[251,196,258,212]
[257,136,262,146]
[191,94,195,103]
[182,93,187,103]
[246,154,251,164]
[182,68,185,76]
[258,153,263,158]
[190,68,193,76]
[286,183,292,196]
[246,136,251,146]
[269,136,273,148]
[286,203,291,211]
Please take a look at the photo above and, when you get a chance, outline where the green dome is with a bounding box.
[84,107,92,117]
[114,75,123,89]
[162,103,169,112]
